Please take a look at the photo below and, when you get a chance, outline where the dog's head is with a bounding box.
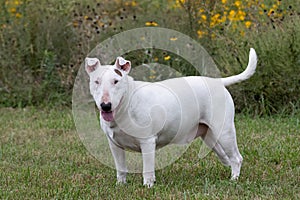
[85,57,131,122]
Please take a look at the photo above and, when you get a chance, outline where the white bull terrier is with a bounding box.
[85,48,257,187]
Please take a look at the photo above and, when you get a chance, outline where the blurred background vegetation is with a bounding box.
[0,0,299,115]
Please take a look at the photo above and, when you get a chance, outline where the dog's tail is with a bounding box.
[221,48,257,87]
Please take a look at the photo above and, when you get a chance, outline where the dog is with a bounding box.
[85,48,257,187]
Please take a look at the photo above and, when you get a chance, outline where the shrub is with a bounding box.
[0,0,299,115]
[0,0,76,107]
[230,16,300,115]
[164,0,300,115]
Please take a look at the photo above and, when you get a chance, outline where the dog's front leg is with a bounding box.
[107,138,127,184]
[140,137,156,188]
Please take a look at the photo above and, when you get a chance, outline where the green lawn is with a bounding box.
[0,107,299,199]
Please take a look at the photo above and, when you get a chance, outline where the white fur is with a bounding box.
[85,48,258,187]
[222,48,257,86]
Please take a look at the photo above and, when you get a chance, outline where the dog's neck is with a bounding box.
[114,75,136,120]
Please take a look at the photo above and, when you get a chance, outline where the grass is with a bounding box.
[0,107,299,199]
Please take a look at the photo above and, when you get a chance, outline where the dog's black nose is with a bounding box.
[100,102,112,112]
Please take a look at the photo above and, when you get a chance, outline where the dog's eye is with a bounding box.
[114,80,119,85]
[95,80,100,85]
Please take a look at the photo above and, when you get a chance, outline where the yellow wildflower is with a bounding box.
[201,14,207,21]
[221,0,227,4]
[174,0,185,8]
[15,13,22,18]
[197,30,207,38]
[229,10,236,21]
[14,0,20,5]
[234,1,242,8]
[245,21,252,28]
[131,1,137,7]
[272,4,278,10]
[10,7,16,13]
[210,13,222,27]
[237,10,246,21]
[212,13,221,20]
[164,55,171,61]
[145,21,158,26]
[268,9,275,16]
[170,37,178,41]
[177,0,185,4]
[277,0,281,6]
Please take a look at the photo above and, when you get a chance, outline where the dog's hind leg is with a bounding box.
[217,124,243,180]
[212,143,231,166]
[199,126,231,166]
[199,124,243,179]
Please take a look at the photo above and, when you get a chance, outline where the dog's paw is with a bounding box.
[116,178,126,185]
[230,175,239,181]
[143,174,156,188]
[116,174,127,185]
[143,178,155,188]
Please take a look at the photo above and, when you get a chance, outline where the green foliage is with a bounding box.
[0,0,299,115]
[221,16,300,115]
[0,0,76,107]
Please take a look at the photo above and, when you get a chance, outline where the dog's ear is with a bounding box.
[85,57,101,74]
[115,57,131,74]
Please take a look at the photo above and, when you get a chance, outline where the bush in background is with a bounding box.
[226,16,300,115]
[0,0,299,115]
[0,0,76,107]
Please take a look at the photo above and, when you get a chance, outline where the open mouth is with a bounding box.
[101,111,114,122]
[100,97,124,122]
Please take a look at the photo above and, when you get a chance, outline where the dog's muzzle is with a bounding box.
[100,102,114,122]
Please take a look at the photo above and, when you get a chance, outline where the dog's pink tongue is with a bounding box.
[101,111,114,122]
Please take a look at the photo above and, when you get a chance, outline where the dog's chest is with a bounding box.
[109,126,142,152]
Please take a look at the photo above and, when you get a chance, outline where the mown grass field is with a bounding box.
[0,107,299,199]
